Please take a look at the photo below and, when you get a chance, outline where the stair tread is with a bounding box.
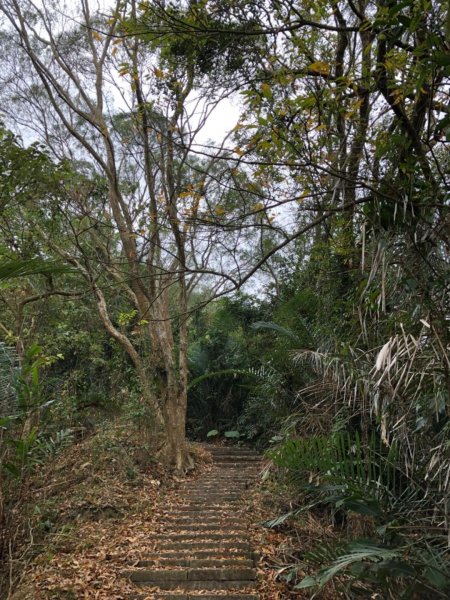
[138,558,254,568]
[133,593,259,600]
[133,580,257,591]
[127,567,255,581]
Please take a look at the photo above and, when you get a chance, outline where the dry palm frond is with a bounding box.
[292,324,450,531]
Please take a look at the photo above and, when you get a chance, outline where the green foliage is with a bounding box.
[117,309,138,327]
[135,0,265,82]
[0,258,74,280]
[266,426,450,595]
[15,343,61,412]
[1,344,61,480]
[224,430,240,439]
[205,428,240,440]
[187,293,319,444]
[0,125,60,211]
[0,342,19,415]
[297,540,404,591]
[187,367,259,391]
[237,364,290,446]
[258,253,450,595]
[251,321,303,345]
[270,431,405,514]
[187,296,266,438]
[298,539,450,597]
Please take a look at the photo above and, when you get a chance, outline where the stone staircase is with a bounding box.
[124,445,262,600]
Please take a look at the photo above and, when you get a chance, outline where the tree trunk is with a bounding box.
[160,381,192,472]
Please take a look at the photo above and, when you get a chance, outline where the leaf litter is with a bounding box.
[5,433,338,599]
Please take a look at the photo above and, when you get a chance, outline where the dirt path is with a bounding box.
[123,445,262,600]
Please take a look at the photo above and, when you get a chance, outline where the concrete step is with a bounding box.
[159,528,247,536]
[151,549,255,560]
[206,466,260,470]
[127,567,256,583]
[183,495,242,499]
[132,579,257,591]
[182,494,243,500]
[211,463,261,468]
[186,485,246,491]
[163,515,246,523]
[181,502,243,506]
[163,510,243,515]
[174,504,242,511]
[163,516,247,524]
[156,541,252,551]
[184,485,245,491]
[187,489,249,494]
[154,533,244,542]
[187,481,247,485]
[197,475,259,481]
[158,525,247,533]
[206,464,261,469]
[137,558,254,568]
[181,500,242,505]
[182,496,242,502]
[190,476,259,480]
[182,489,244,494]
[204,446,259,454]
[192,472,254,477]
[164,507,244,515]
[211,455,261,461]
[187,489,248,493]
[184,491,243,496]
[134,593,259,600]
[163,511,244,518]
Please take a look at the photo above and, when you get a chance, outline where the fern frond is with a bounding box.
[188,368,259,391]
[251,321,305,345]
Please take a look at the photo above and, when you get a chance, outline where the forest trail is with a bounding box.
[123,445,263,600]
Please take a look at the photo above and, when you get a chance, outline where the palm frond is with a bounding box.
[297,540,404,591]
[187,368,259,391]
[251,321,304,345]
[0,258,75,279]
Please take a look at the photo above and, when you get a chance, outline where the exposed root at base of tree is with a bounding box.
[155,441,196,475]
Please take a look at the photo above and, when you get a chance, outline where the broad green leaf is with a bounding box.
[224,430,240,438]
[423,566,449,589]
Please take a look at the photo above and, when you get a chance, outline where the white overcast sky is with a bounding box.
[195,98,241,145]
